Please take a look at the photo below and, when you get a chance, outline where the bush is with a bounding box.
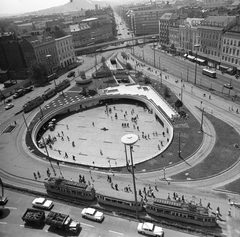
[144,76,151,84]
[164,87,171,98]
[126,63,133,70]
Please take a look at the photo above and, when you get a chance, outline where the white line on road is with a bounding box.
[0,222,7,224]
[81,223,94,228]
[109,230,124,235]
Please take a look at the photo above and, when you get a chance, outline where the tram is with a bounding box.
[44,177,95,201]
[96,188,143,212]
[146,198,217,227]
[23,96,44,113]
[55,79,70,92]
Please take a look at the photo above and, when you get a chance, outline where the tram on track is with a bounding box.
[44,178,217,227]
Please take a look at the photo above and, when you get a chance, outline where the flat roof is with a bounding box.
[104,84,177,119]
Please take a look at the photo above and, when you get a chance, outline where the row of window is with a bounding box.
[49,186,94,196]
[97,195,142,206]
[147,206,215,222]
[200,31,220,40]
[222,47,240,56]
[223,38,240,47]
[59,53,74,61]
[222,55,240,65]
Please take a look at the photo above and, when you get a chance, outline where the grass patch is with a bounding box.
[171,112,240,180]
[220,179,240,195]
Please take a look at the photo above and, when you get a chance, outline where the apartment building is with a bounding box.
[221,16,240,75]
[128,4,176,36]
[197,15,236,68]
[53,30,75,69]
[68,23,91,48]
[159,13,179,46]
[179,18,204,54]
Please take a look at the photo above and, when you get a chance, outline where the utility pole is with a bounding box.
[153,46,156,67]
[187,66,189,82]
[228,79,232,97]
[200,108,204,132]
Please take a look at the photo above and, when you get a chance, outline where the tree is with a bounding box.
[101,56,107,68]
[175,99,183,109]
[29,62,48,85]
[135,71,143,78]
[164,87,171,98]
[126,63,132,70]
[144,75,151,84]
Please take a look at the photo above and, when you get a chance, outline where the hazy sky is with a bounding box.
[0,0,70,15]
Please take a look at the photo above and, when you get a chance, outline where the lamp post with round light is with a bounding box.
[121,134,139,219]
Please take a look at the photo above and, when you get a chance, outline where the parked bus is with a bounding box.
[202,68,216,78]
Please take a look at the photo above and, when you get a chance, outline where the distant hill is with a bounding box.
[28,0,118,15]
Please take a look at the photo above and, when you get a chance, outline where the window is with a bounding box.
[236,59,238,64]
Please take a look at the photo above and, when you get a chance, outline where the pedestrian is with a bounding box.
[61,136,64,141]
[37,171,41,178]
[58,149,61,155]
[167,193,171,200]
[72,141,75,147]
[115,184,118,191]
[66,125,69,129]
[207,202,212,209]
[33,172,37,179]
[72,155,75,161]
[100,149,103,155]
[65,152,68,158]
[92,122,95,126]
[155,183,158,191]
[67,136,70,141]
[61,131,64,136]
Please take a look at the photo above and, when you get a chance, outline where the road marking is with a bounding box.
[109,230,124,235]
[0,222,7,224]
[81,223,94,228]
[19,225,24,227]
[6,207,17,209]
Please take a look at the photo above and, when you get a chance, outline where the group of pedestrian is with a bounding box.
[33,171,41,179]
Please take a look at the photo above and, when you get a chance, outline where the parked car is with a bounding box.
[32,197,53,210]
[67,71,75,77]
[5,103,14,110]
[137,222,164,237]
[223,84,233,89]
[81,207,104,222]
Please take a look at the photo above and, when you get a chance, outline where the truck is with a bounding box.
[13,89,25,99]
[45,211,80,233]
[22,208,45,225]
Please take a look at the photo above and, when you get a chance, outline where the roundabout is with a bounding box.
[28,84,177,168]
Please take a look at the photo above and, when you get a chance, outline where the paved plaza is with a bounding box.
[40,102,170,168]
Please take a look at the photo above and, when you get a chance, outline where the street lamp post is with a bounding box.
[200,108,204,132]
[121,134,139,219]
[187,66,189,82]
[194,44,200,84]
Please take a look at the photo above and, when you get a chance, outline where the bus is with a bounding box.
[202,68,217,78]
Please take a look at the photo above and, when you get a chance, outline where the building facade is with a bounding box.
[159,13,179,46]
[129,5,176,36]
[179,18,204,54]
[69,23,91,48]
[197,16,236,68]
[221,16,240,75]
[54,31,75,69]
[169,26,180,53]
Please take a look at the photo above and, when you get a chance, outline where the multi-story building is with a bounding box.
[53,30,75,69]
[126,4,176,36]
[197,16,236,68]
[17,22,33,34]
[203,0,229,9]
[159,13,179,46]
[68,23,91,48]
[21,35,59,74]
[179,18,204,54]
[0,32,26,70]
[221,16,240,75]
[169,26,180,54]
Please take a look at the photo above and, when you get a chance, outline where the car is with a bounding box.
[32,197,54,210]
[137,222,164,237]
[0,196,8,205]
[67,71,75,77]
[5,103,14,110]
[5,98,12,103]
[223,83,233,89]
[81,207,104,222]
